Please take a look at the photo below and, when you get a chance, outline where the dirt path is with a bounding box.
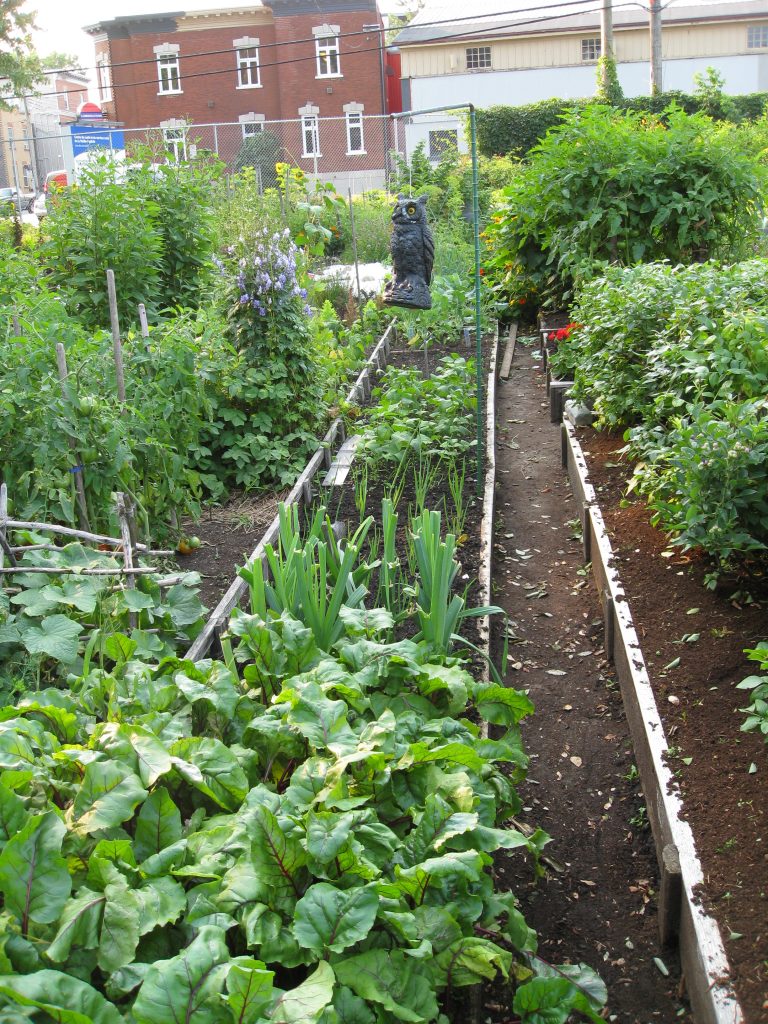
[488,339,690,1022]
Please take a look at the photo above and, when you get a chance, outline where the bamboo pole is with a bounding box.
[116,492,137,629]
[106,269,126,404]
[3,519,154,550]
[0,566,159,576]
[55,343,91,532]
[347,188,361,301]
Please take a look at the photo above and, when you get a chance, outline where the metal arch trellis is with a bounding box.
[390,104,485,496]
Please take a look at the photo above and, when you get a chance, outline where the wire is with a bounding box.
[4,0,648,101]
[11,0,647,82]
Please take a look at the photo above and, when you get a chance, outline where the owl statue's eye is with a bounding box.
[406,205,416,215]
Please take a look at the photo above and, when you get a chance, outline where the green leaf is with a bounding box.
[98,882,141,973]
[46,887,104,963]
[134,876,186,934]
[0,811,71,931]
[332,985,376,1024]
[433,937,512,987]
[224,958,274,1024]
[134,787,183,861]
[0,785,28,852]
[171,737,248,811]
[96,723,173,787]
[175,663,241,719]
[404,741,484,773]
[0,970,123,1024]
[71,761,148,833]
[133,925,231,1024]
[270,960,335,1024]
[122,590,156,612]
[335,950,438,1023]
[248,805,307,906]
[164,584,205,627]
[293,882,379,955]
[305,811,355,865]
[475,684,534,725]
[19,614,83,664]
[400,794,478,867]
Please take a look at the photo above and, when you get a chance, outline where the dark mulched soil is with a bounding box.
[580,428,768,1023]
[487,339,688,1023]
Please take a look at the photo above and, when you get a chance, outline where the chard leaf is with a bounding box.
[270,960,335,1024]
[132,925,231,1024]
[293,882,378,954]
[433,937,512,987]
[334,949,438,1023]
[417,664,471,713]
[171,737,249,811]
[332,985,376,1024]
[249,805,308,905]
[400,794,478,867]
[46,888,104,962]
[0,785,27,852]
[279,682,357,756]
[475,684,534,726]
[71,761,148,833]
[175,663,241,719]
[404,742,484,773]
[0,811,71,931]
[512,976,595,1024]
[96,724,173,787]
[224,957,274,1024]
[134,787,182,861]
[98,882,141,973]
[0,969,122,1024]
[305,811,356,864]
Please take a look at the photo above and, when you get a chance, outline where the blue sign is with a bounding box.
[70,124,125,156]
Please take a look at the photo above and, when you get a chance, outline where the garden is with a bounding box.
[0,92,767,1023]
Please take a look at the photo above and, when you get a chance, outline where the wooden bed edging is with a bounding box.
[186,322,395,661]
[477,321,502,687]
[561,420,743,1024]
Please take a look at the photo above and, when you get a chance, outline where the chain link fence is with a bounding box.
[4,110,470,198]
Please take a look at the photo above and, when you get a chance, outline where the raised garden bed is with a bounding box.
[563,421,767,1023]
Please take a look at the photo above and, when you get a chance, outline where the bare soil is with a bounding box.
[488,339,690,1022]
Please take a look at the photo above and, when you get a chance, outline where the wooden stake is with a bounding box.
[106,269,126,403]
[3,518,153,550]
[55,343,91,532]
[0,483,16,570]
[116,492,137,629]
[138,303,149,340]
[12,314,21,337]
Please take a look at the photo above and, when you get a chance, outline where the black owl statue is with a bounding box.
[383,194,434,310]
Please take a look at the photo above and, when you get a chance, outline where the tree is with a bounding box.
[0,0,44,108]
[41,51,81,72]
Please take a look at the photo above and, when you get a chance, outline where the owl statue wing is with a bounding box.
[422,221,435,285]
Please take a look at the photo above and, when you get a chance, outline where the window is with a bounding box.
[747,24,768,48]
[466,46,491,70]
[316,36,340,77]
[428,129,458,160]
[96,54,112,103]
[242,120,263,138]
[155,44,181,94]
[346,111,365,154]
[302,115,320,157]
[163,126,187,162]
[235,37,260,87]
[581,37,601,61]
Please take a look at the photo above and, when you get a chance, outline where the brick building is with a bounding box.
[85,1,389,187]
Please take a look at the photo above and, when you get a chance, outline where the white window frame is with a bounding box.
[96,53,113,103]
[344,105,365,155]
[466,46,491,70]
[240,112,265,138]
[235,36,261,88]
[301,114,321,157]
[162,122,188,162]
[314,26,341,78]
[747,24,768,48]
[580,37,601,61]
[155,44,182,95]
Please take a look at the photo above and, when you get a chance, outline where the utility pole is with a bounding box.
[600,0,615,91]
[649,0,663,95]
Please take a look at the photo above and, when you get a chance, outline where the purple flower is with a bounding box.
[239,294,250,304]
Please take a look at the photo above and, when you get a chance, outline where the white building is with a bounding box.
[392,0,768,158]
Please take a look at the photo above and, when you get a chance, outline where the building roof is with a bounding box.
[393,0,768,46]
[84,5,262,35]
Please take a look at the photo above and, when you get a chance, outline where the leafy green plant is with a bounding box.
[737,643,768,745]
[358,355,477,471]
[484,105,767,308]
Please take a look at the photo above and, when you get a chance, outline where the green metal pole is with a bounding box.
[470,106,484,496]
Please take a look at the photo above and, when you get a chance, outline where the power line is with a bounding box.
[4,0,648,102]
[5,0,648,93]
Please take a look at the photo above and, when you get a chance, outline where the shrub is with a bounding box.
[198,230,324,492]
[484,106,767,308]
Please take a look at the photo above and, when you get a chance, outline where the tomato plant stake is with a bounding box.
[106,269,126,405]
[54,342,91,532]
[0,483,16,570]
[116,492,138,629]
